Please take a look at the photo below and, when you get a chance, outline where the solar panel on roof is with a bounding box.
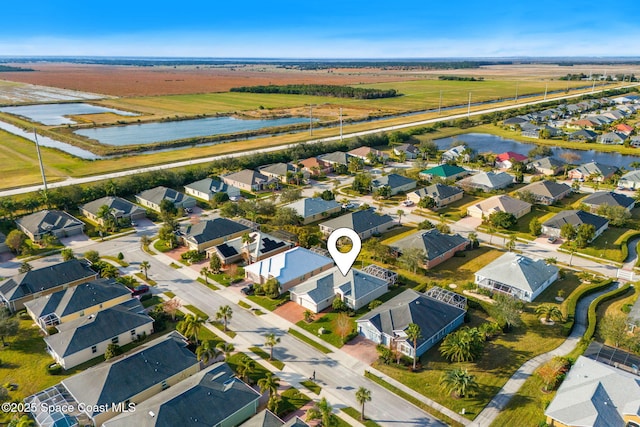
[260,238,286,254]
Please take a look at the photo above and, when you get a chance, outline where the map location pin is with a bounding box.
[327,227,362,276]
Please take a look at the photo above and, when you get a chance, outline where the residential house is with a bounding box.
[441,145,469,163]
[567,162,618,182]
[26,332,200,427]
[631,136,640,148]
[284,197,341,225]
[102,363,261,427]
[466,195,532,219]
[418,164,469,181]
[290,267,389,313]
[545,356,640,427]
[567,119,601,130]
[298,157,332,176]
[541,209,609,239]
[614,123,634,135]
[318,151,352,168]
[371,174,417,196]
[619,169,640,189]
[16,210,85,242]
[222,170,279,192]
[181,218,251,252]
[475,252,559,302]
[503,116,530,127]
[184,178,241,202]
[357,288,466,357]
[244,247,334,294]
[516,180,572,205]
[241,410,309,427]
[390,229,469,269]
[582,191,636,212]
[457,171,513,192]
[209,231,293,266]
[348,146,388,163]
[80,196,146,226]
[0,259,97,311]
[394,143,419,159]
[495,151,528,169]
[135,186,196,213]
[258,162,299,183]
[568,129,598,142]
[319,208,396,240]
[24,278,132,330]
[44,302,154,369]
[529,157,565,176]
[407,183,464,208]
[597,131,626,145]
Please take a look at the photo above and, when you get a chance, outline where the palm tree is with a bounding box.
[355,387,372,421]
[200,266,210,285]
[440,327,485,362]
[307,397,334,426]
[257,372,280,401]
[486,225,496,244]
[631,161,640,170]
[237,356,256,383]
[506,235,517,252]
[535,304,564,322]
[406,323,422,370]
[140,234,151,248]
[196,340,220,365]
[397,209,405,225]
[265,333,281,361]
[216,305,233,332]
[178,314,206,345]
[241,232,253,263]
[439,368,480,398]
[140,261,151,280]
[216,342,235,359]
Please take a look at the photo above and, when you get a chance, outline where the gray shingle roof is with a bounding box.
[459,171,513,189]
[136,186,194,207]
[184,178,241,198]
[318,151,352,165]
[24,278,130,319]
[291,267,387,305]
[16,210,84,236]
[320,209,395,235]
[411,183,463,202]
[620,169,640,184]
[358,289,466,349]
[102,362,261,427]
[284,198,340,219]
[45,302,153,357]
[517,180,572,199]
[61,332,197,417]
[371,174,416,190]
[0,259,97,303]
[183,218,250,245]
[530,156,564,171]
[390,229,469,261]
[223,169,275,187]
[258,163,296,176]
[394,143,419,154]
[545,356,640,427]
[571,162,618,178]
[475,252,559,294]
[80,197,146,218]
[583,191,635,209]
[542,209,609,231]
[240,410,286,427]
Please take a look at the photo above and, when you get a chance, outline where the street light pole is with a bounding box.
[467,92,471,118]
[309,105,313,136]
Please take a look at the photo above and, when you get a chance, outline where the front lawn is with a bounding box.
[278,388,311,419]
[296,311,356,348]
[226,352,270,384]
[567,227,637,263]
[427,246,504,284]
[248,293,290,311]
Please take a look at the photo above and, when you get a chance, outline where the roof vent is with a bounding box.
[223,378,235,392]
[149,411,155,417]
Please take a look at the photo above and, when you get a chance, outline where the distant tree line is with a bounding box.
[0,65,33,72]
[438,76,484,81]
[230,84,399,99]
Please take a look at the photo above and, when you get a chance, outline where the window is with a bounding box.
[161,380,168,390]
[131,330,136,336]
[111,337,119,344]
[91,346,97,354]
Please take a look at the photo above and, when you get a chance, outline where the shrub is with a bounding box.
[47,363,62,375]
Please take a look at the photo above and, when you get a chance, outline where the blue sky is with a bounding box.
[2,1,639,58]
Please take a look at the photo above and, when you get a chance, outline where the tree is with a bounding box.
[560,152,581,176]
[41,233,58,249]
[104,343,122,360]
[439,368,480,398]
[216,305,233,332]
[399,248,425,274]
[363,238,391,263]
[265,333,281,360]
[200,266,211,285]
[418,196,436,209]
[140,235,151,248]
[158,222,179,248]
[528,145,553,159]
[575,223,595,248]
[491,294,523,330]
[279,187,302,203]
[439,327,485,362]
[596,204,632,227]
[560,223,577,241]
[5,230,26,254]
[348,157,365,174]
[0,310,19,346]
[397,210,405,225]
[96,204,116,232]
[140,261,151,280]
[332,296,347,312]
[406,323,422,370]
[489,211,517,230]
[216,342,235,359]
[307,397,335,427]
[537,357,570,392]
[162,298,182,321]
[419,140,438,162]
[209,255,222,274]
[100,263,119,279]
[258,372,280,402]
[263,278,280,298]
[517,190,536,205]
[196,340,221,365]
[60,248,75,261]
[319,189,335,201]
[535,304,564,322]
[598,313,629,347]
[351,173,373,194]
[159,199,178,221]
[18,262,32,274]
[335,312,352,343]
[237,356,256,383]
[505,235,517,252]
[84,250,100,264]
[529,217,542,236]
[272,207,302,226]
[373,185,392,199]
[178,314,206,345]
[355,387,372,421]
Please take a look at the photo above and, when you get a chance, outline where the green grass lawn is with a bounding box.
[427,246,504,284]
[300,379,322,395]
[135,272,157,286]
[288,328,332,354]
[152,239,173,253]
[342,407,381,427]
[568,227,636,263]
[165,291,176,298]
[278,387,312,419]
[249,346,285,370]
[434,194,486,221]
[489,373,555,427]
[247,293,291,311]
[183,304,209,320]
[196,277,220,291]
[226,352,270,385]
[141,295,163,308]
[211,321,237,338]
[238,300,251,309]
[296,312,355,348]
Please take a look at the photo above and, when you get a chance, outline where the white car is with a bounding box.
[401,200,414,207]
[342,203,356,209]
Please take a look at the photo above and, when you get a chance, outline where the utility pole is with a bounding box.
[592,80,596,93]
[514,83,518,102]
[309,105,313,136]
[438,90,443,115]
[467,92,471,118]
[339,107,343,141]
[544,83,548,101]
[33,128,48,192]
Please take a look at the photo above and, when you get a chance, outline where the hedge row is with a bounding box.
[620,231,640,265]
[561,279,614,336]
[584,283,632,340]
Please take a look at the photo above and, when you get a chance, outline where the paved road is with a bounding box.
[2,83,636,198]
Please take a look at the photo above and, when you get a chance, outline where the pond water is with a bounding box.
[0,103,138,126]
[74,116,311,146]
[435,133,640,169]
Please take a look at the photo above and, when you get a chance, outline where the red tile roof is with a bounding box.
[496,152,527,162]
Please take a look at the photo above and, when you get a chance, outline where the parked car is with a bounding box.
[547,236,558,244]
[131,284,150,296]
[184,207,193,214]
[401,200,414,207]
[241,284,254,295]
[342,203,356,209]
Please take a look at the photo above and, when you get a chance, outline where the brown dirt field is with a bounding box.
[0,63,420,97]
